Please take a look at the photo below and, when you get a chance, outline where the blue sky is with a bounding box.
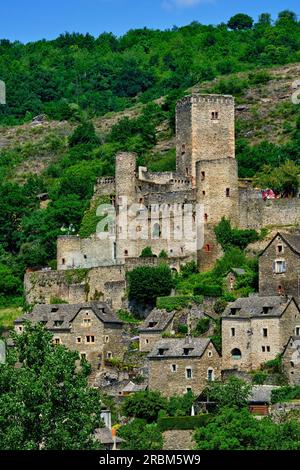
[1,0,299,43]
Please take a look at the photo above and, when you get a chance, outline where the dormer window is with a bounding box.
[148,321,158,328]
[54,320,63,327]
[230,308,240,316]
[262,307,272,314]
[183,348,193,356]
[51,307,59,313]
[158,348,167,356]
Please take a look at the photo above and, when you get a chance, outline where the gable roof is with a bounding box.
[282,335,300,356]
[14,302,123,331]
[222,295,298,319]
[259,232,300,257]
[121,381,147,393]
[138,309,176,333]
[148,337,214,359]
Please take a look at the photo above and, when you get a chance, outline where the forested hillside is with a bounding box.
[0,10,300,310]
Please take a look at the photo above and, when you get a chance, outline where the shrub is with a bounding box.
[156,295,204,312]
[194,284,223,297]
[252,371,268,385]
[177,323,188,335]
[122,391,168,423]
[271,386,300,404]
[117,309,140,324]
[69,122,100,147]
[158,250,168,258]
[213,299,228,314]
[193,317,210,336]
[140,247,154,257]
[157,415,211,432]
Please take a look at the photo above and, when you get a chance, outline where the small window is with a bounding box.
[263,328,268,338]
[86,335,95,343]
[208,350,213,358]
[171,364,177,373]
[204,213,208,223]
[124,250,129,257]
[204,244,212,253]
[291,361,295,368]
[277,245,283,254]
[186,368,193,379]
[207,368,214,382]
[81,353,86,360]
[62,258,65,265]
[295,327,300,336]
[186,387,192,393]
[226,188,230,197]
[231,327,235,337]
[202,190,206,196]
[201,171,205,181]
[262,346,266,352]
[278,285,284,295]
[54,338,61,345]
[181,144,186,156]
[267,346,270,352]
[106,352,112,359]
[84,255,87,260]
[76,337,81,344]
[211,111,219,120]
[145,339,149,344]
[18,326,23,332]
[231,348,242,360]
[105,336,109,344]
[186,168,189,176]
[273,260,286,274]
[83,318,91,326]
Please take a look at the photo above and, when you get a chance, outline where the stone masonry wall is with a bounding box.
[148,346,222,397]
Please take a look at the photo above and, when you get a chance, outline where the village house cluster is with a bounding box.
[14,93,300,400]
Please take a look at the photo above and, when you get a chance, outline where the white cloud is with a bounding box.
[162,0,214,9]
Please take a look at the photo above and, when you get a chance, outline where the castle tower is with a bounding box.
[176,94,238,270]
[115,152,137,259]
[176,94,235,183]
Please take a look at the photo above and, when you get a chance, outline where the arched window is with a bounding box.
[231,348,242,360]
[207,368,214,382]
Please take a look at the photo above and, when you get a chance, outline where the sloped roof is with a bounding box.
[249,386,280,404]
[259,232,300,257]
[138,309,176,333]
[148,337,212,359]
[222,295,295,319]
[14,302,123,331]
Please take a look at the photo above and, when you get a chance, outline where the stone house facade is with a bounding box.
[148,337,222,397]
[282,336,300,386]
[138,309,176,353]
[14,303,125,369]
[222,296,300,372]
[259,232,300,302]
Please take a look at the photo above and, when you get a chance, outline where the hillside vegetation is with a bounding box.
[0,10,300,308]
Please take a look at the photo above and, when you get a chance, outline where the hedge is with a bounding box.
[193,284,223,297]
[156,295,204,312]
[157,415,211,432]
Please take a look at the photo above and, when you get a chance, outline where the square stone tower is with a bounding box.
[176,94,235,183]
[176,94,238,270]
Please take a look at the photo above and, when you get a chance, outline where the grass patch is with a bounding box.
[0,306,22,334]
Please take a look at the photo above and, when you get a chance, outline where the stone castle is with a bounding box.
[25,93,300,309]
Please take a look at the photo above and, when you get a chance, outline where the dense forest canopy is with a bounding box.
[0,10,300,124]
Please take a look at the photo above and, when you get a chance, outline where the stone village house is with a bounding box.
[14,302,125,370]
[148,337,222,397]
[138,309,176,353]
[259,232,300,302]
[282,336,300,386]
[222,295,300,372]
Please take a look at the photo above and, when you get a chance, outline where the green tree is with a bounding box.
[140,246,154,257]
[206,377,252,409]
[127,265,174,307]
[227,14,254,30]
[0,323,103,450]
[122,390,168,423]
[118,419,163,450]
[69,122,100,147]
